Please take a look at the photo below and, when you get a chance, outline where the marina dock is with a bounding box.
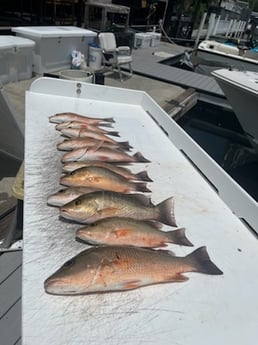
[131,42,224,98]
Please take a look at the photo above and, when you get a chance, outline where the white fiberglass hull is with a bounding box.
[198,40,258,73]
[212,69,258,147]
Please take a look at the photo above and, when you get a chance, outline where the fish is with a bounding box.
[60,191,177,226]
[49,112,115,125]
[60,128,120,142]
[44,245,223,295]
[62,161,152,182]
[60,166,151,194]
[55,121,115,134]
[61,147,150,164]
[47,187,100,207]
[57,138,132,152]
[76,217,193,247]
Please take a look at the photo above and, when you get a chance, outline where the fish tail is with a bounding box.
[118,141,133,151]
[133,152,151,163]
[102,117,115,123]
[135,171,153,182]
[98,122,114,128]
[186,246,223,275]
[167,227,193,247]
[156,197,177,226]
[107,131,120,137]
[135,183,151,193]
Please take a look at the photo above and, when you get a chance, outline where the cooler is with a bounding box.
[134,33,152,49]
[150,32,162,47]
[0,35,35,84]
[11,26,97,74]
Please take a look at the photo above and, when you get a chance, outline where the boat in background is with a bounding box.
[212,68,258,152]
[197,40,258,73]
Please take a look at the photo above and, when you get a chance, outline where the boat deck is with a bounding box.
[0,251,22,345]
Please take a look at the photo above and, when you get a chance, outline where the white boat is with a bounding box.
[212,68,258,151]
[197,40,258,73]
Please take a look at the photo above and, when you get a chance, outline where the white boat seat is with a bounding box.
[98,32,133,82]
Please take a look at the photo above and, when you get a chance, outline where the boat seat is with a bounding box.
[98,32,133,82]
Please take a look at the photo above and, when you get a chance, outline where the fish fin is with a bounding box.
[77,147,88,161]
[186,246,223,275]
[167,227,194,247]
[98,122,114,128]
[91,141,105,152]
[145,220,163,229]
[170,273,189,282]
[131,194,154,206]
[133,152,151,163]
[122,280,142,290]
[118,141,133,151]
[91,208,119,221]
[155,249,175,256]
[107,131,120,137]
[102,117,115,123]
[134,171,153,182]
[77,129,83,138]
[135,182,151,193]
[156,197,177,227]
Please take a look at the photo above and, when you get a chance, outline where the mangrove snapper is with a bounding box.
[60,191,177,226]
[61,147,150,163]
[49,112,115,125]
[57,138,132,152]
[60,128,120,143]
[55,121,114,133]
[62,161,152,182]
[60,166,151,193]
[44,245,223,295]
[76,217,193,247]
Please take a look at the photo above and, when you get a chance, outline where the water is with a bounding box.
[177,101,258,201]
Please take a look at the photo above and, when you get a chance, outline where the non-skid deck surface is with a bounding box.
[0,251,22,345]
[131,43,224,97]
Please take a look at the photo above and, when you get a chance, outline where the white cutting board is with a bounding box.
[23,78,258,345]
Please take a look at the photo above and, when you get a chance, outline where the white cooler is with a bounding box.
[0,35,35,84]
[134,33,153,48]
[11,26,97,74]
[150,32,162,47]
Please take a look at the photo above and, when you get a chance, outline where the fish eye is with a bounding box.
[63,258,75,267]
[75,199,81,206]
